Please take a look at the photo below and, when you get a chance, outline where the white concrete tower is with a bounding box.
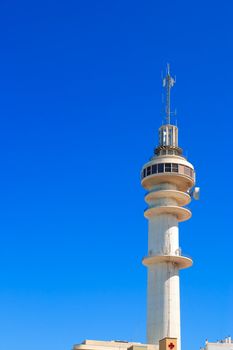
[141,65,197,350]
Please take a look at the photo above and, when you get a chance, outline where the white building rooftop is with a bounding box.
[201,337,233,350]
[73,339,158,350]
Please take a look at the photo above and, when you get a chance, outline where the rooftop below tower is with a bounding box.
[73,339,158,350]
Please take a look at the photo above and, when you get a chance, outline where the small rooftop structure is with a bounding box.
[201,338,233,350]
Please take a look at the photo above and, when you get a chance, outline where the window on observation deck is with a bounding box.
[152,164,157,174]
[184,166,191,176]
[146,166,151,176]
[158,164,164,173]
[172,163,178,172]
[179,165,184,174]
[165,163,172,172]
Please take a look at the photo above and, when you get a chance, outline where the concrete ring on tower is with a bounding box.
[144,205,191,222]
[142,254,193,269]
[144,189,191,206]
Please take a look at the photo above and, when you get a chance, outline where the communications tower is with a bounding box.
[141,65,198,350]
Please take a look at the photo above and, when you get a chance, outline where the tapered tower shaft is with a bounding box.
[141,67,196,350]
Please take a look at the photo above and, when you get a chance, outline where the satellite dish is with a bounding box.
[193,187,200,200]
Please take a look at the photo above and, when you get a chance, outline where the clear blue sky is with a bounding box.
[0,1,232,350]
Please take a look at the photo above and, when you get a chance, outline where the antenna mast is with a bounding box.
[163,64,176,124]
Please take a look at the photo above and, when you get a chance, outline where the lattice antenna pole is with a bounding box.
[163,63,176,124]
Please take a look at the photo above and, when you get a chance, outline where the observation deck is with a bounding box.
[141,160,195,191]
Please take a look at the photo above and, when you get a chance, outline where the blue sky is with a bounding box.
[0,1,232,350]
